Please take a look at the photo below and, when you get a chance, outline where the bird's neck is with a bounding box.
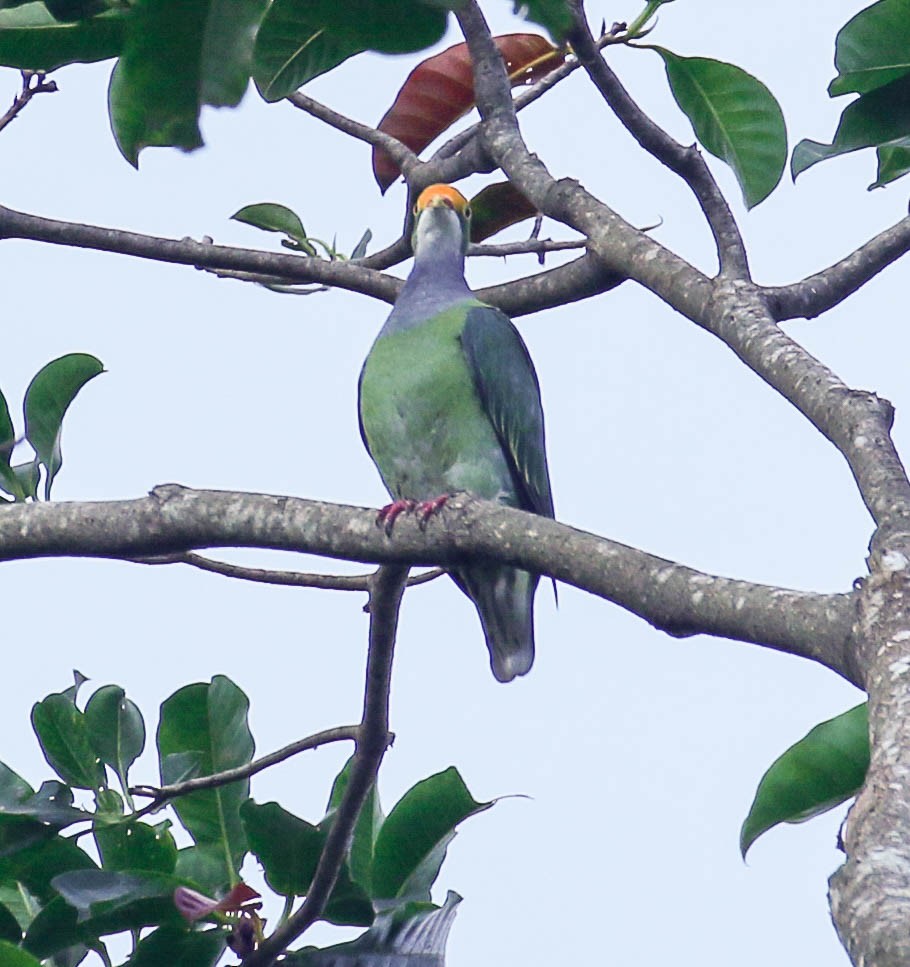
[381,240,473,333]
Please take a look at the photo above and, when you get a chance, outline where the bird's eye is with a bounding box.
[413,204,420,215]
[464,206,472,218]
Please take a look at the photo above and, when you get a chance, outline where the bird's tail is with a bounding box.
[451,565,539,683]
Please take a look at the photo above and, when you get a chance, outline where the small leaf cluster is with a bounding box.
[792,0,910,187]
[0,673,491,966]
[0,353,103,502]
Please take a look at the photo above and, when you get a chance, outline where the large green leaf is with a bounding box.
[0,940,40,967]
[829,0,910,96]
[231,202,314,253]
[740,703,869,857]
[371,768,491,901]
[0,771,90,830]
[31,694,106,792]
[792,73,910,179]
[157,677,254,883]
[84,686,145,795]
[285,891,461,967]
[125,925,226,966]
[0,3,125,70]
[95,819,177,875]
[109,0,267,166]
[253,0,448,100]
[23,353,103,501]
[654,48,787,209]
[241,800,373,926]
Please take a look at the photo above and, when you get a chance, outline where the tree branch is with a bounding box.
[0,70,58,137]
[138,550,443,591]
[454,0,910,528]
[130,725,362,809]
[0,204,401,305]
[564,2,749,277]
[0,486,858,683]
[288,92,421,178]
[765,215,910,321]
[244,565,406,965]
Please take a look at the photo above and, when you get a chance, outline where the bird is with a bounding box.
[358,183,555,683]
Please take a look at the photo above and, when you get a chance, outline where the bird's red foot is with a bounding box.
[415,494,451,529]
[376,499,416,535]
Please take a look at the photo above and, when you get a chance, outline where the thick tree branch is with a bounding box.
[565,3,749,277]
[0,486,858,683]
[765,215,910,321]
[455,0,910,527]
[244,565,406,965]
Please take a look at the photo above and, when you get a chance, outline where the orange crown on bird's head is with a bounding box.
[415,184,470,216]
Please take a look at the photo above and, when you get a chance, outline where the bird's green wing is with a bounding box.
[461,304,555,519]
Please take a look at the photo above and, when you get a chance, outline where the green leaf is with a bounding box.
[253,0,447,100]
[23,353,103,501]
[371,767,492,901]
[324,757,384,894]
[109,0,267,166]
[511,0,571,41]
[125,925,226,967]
[84,686,145,794]
[0,940,40,967]
[31,694,106,792]
[350,229,372,260]
[0,900,23,942]
[231,203,313,251]
[0,3,125,70]
[285,891,461,967]
[241,800,372,926]
[42,0,112,21]
[0,835,97,905]
[0,774,91,830]
[793,74,910,179]
[173,844,231,895]
[0,388,20,500]
[872,138,910,188]
[10,461,39,501]
[25,871,183,956]
[740,703,869,858]
[829,0,910,96]
[654,48,787,208]
[95,819,177,875]
[157,677,254,883]
[0,883,41,933]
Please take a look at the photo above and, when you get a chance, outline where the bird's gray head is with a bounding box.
[412,183,471,259]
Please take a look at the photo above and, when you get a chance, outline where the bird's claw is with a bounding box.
[376,499,416,535]
[415,494,451,530]
[376,495,452,535]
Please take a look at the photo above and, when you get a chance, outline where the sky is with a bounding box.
[1,1,904,964]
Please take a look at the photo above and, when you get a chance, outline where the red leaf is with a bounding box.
[373,34,566,192]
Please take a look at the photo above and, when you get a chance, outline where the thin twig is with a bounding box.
[564,1,749,277]
[244,566,407,966]
[0,71,58,137]
[130,726,363,815]
[469,237,586,257]
[139,549,443,591]
[288,92,420,178]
